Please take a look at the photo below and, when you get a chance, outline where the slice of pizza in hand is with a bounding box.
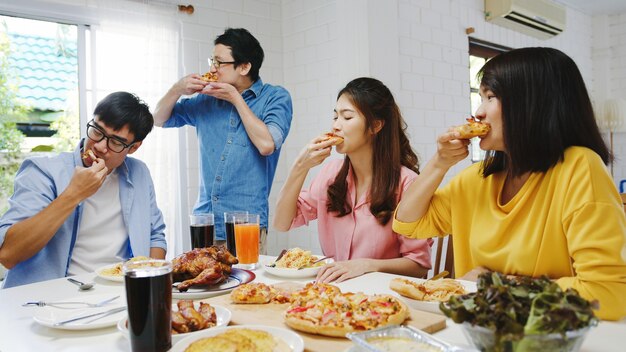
[454,118,490,139]
[82,149,97,163]
[200,72,218,82]
[321,132,344,146]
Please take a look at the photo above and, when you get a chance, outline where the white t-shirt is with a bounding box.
[67,170,128,275]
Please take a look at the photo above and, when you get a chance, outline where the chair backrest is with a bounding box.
[433,235,455,279]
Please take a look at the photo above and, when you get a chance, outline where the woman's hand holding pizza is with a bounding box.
[431,130,471,170]
[292,135,336,173]
[315,258,372,283]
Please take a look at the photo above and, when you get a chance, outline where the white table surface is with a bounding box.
[0,255,623,351]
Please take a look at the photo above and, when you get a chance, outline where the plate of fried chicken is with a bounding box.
[171,246,255,299]
[118,300,231,344]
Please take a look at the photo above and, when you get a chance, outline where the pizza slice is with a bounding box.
[200,72,218,82]
[81,149,96,163]
[390,277,466,302]
[321,132,344,146]
[454,118,490,139]
[230,282,273,304]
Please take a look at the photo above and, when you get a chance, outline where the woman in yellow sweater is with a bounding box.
[393,47,626,321]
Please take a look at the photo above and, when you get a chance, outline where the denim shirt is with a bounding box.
[0,141,167,288]
[164,78,293,239]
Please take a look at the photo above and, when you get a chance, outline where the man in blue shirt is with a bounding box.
[0,92,166,288]
[154,28,293,252]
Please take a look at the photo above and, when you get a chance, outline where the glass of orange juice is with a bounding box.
[233,213,260,270]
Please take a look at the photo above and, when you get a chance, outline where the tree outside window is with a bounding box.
[0,15,80,212]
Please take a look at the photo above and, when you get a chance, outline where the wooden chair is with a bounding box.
[433,235,455,279]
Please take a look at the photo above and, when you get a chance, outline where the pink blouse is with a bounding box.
[290,159,432,269]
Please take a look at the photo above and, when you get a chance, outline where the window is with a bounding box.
[1,15,89,211]
[0,15,86,152]
[468,38,510,162]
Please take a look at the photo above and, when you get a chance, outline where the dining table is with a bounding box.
[0,255,624,352]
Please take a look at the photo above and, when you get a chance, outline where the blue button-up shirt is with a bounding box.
[0,141,167,288]
[164,78,293,239]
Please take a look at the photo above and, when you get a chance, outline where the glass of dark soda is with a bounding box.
[223,211,247,256]
[123,259,172,352]
[189,213,214,248]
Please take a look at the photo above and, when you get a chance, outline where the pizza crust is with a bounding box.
[390,278,426,300]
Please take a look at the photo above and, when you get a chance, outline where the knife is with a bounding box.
[53,306,126,326]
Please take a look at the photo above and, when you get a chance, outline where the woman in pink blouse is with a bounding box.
[274,77,432,283]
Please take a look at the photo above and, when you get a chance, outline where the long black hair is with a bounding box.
[326,77,419,225]
[478,47,611,177]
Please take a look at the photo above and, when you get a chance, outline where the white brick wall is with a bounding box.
[174,0,624,256]
[10,0,623,258]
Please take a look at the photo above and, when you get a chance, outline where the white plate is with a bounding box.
[170,325,304,352]
[397,279,476,315]
[172,268,256,299]
[263,257,334,279]
[117,303,231,345]
[95,263,124,283]
[32,294,126,330]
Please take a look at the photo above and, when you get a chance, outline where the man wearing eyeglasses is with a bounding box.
[0,92,167,288]
[154,28,293,253]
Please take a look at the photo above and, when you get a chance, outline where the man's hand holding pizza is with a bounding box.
[65,152,108,203]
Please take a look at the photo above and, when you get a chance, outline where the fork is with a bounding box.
[22,295,120,308]
[297,256,331,270]
[266,249,288,267]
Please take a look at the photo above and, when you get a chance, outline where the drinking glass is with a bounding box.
[189,213,214,248]
[223,211,248,256]
[123,259,172,352]
[233,213,260,270]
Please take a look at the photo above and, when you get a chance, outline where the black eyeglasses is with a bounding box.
[86,121,135,153]
[208,57,236,69]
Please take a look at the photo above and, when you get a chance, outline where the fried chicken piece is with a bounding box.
[177,300,206,331]
[171,311,191,333]
[198,302,217,329]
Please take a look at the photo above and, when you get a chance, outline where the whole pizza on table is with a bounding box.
[230,282,409,337]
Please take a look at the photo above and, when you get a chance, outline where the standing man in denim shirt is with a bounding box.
[0,92,167,288]
[154,28,293,253]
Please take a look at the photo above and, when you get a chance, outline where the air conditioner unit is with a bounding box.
[485,0,566,40]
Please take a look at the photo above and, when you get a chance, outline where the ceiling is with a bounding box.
[555,0,626,15]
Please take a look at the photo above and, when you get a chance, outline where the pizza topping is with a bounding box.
[454,117,490,139]
[200,72,218,82]
[230,282,272,304]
